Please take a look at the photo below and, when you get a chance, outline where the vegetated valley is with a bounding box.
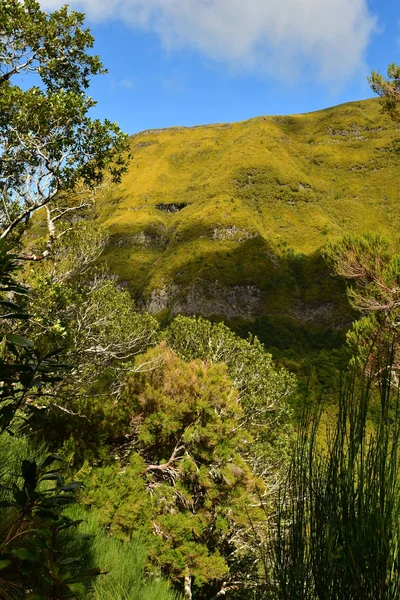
[3,4,400,599]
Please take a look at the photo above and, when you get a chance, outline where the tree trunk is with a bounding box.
[184,574,192,600]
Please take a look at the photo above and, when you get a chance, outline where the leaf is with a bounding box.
[41,474,63,482]
[12,547,37,561]
[61,482,84,492]
[51,495,76,506]
[66,582,86,594]
[0,559,11,570]
[21,460,38,489]
[5,364,32,373]
[34,509,58,520]
[6,334,34,348]
[0,285,28,295]
[73,567,102,579]
[0,313,31,320]
[0,406,15,430]
[0,300,22,309]
[39,454,62,470]
[0,499,18,508]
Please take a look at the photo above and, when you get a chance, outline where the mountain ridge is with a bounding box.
[65,98,400,351]
[130,97,378,137]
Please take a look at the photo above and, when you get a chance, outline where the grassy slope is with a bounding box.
[97,98,399,351]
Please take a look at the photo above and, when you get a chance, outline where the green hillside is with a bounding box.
[96,98,399,351]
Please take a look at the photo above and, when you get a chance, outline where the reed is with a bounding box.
[268,346,400,599]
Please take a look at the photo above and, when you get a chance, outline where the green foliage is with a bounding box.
[0,0,129,246]
[324,233,400,378]
[0,243,96,598]
[29,273,158,379]
[0,0,103,92]
[80,344,264,597]
[166,315,295,419]
[13,222,160,449]
[165,316,296,473]
[249,315,347,356]
[10,269,159,467]
[323,233,392,300]
[130,347,243,454]
[5,8,400,599]
[0,447,99,599]
[0,242,70,432]
[369,63,400,120]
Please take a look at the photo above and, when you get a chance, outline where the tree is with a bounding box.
[0,242,101,598]
[165,316,296,474]
[0,0,146,460]
[0,241,68,432]
[369,63,400,119]
[323,234,400,378]
[327,65,400,373]
[82,344,265,600]
[0,0,129,254]
[0,4,133,595]
[11,221,159,441]
[165,316,295,420]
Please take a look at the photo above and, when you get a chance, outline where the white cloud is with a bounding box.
[120,78,135,90]
[39,0,376,83]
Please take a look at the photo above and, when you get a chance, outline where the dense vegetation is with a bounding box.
[2,2,400,599]
[71,92,400,354]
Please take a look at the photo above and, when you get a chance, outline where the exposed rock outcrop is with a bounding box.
[146,279,262,321]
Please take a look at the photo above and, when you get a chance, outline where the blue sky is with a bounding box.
[41,0,399,135]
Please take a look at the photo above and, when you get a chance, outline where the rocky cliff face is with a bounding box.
[144,279,349,324]
[146,280,263,321]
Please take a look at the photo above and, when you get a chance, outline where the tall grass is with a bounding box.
[267,352,400,600]
[65,508,182,600]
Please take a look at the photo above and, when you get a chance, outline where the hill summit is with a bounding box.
[96,99,399,352]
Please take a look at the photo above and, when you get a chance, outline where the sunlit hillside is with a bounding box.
[94,98,399,350]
